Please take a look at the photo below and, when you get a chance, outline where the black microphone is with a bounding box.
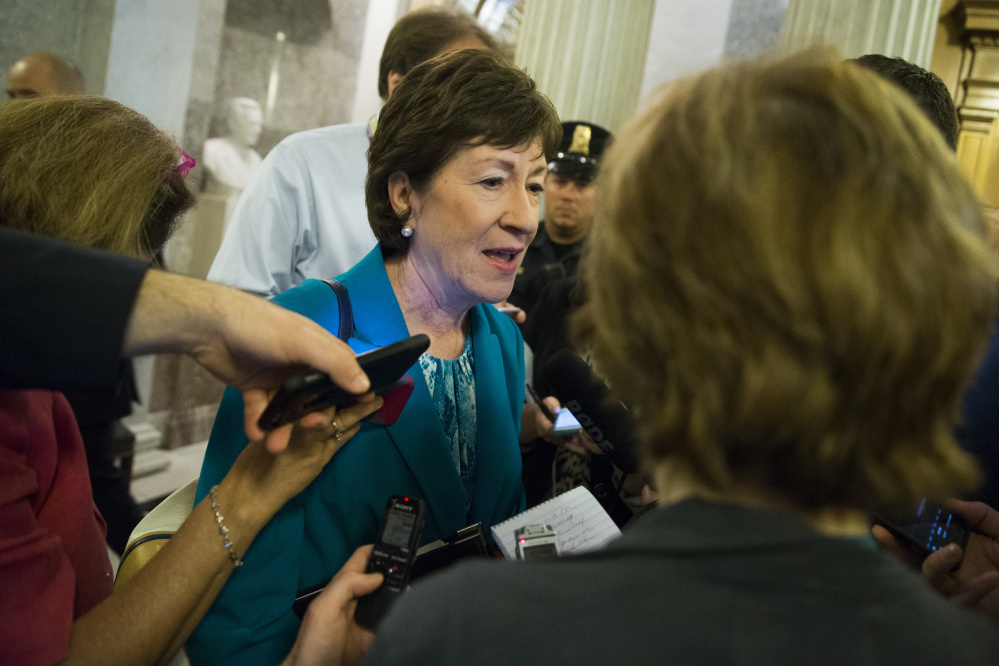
[541,349,639,475]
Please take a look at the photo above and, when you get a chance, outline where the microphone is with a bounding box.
[541,349,639,475]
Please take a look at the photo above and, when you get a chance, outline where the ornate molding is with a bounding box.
[955,0,999,34]
[954,1,999,134]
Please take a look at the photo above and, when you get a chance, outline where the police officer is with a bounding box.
[508,120,611,316]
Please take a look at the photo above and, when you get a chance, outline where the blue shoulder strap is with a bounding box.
[320,279,353,343]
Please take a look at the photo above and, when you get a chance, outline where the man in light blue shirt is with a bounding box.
[208,8,495,296]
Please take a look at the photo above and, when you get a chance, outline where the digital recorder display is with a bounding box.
[382,510,416,549]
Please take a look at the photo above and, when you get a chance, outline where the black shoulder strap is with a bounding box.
[321,279,354,343]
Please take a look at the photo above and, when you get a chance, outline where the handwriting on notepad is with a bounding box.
[547,493,619,552]
[490,486,621,559]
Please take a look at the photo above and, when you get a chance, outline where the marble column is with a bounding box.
[515,0,656,131]
[639,0,734,101]
[780,0,942,68]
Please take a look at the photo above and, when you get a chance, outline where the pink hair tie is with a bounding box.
[175,148,195,178]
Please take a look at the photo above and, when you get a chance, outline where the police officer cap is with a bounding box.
[548,121,612,183]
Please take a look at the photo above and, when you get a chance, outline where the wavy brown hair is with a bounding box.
[0,96,194,259]
[574,50,998,512]
[367,48,561,255]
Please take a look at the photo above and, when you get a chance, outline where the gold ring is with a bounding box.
[331,419,343,441]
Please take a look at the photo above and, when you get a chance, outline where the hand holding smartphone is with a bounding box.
[257,334,429,431]
[526,384,582,437]
[552,409,582,437]
[874,497,972,571]
[525,384,555,422]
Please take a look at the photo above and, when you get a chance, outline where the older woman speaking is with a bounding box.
[190,49,560,663]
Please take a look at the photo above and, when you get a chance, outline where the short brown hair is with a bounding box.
[851,54,959,150]
[378,7,496,100]
[367,49,561,254]
[575,50,998,511]
[0,96,195,259]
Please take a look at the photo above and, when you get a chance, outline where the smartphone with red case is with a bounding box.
[257,334,428,431]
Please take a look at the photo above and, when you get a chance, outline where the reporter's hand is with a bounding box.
[192,289,372,453]
[520,397,559,444]
[641,484,659,507]
[564,429,603,456]
[123,272,372,452]
[281,545,383,666]
[493,300,526,324]
[873,499,999,616]
[216,395,383,546]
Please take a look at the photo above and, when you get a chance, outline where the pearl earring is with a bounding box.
[401,225,413,238]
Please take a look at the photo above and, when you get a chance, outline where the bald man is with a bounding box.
[6,52,85,98]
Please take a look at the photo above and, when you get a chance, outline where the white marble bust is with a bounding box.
[202,97,263,196]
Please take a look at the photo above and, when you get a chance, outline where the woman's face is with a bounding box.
[402,140,547,311]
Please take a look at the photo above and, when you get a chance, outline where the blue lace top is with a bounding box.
[419,332,476,516]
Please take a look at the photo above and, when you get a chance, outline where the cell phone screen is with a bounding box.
[891,498,969,553]
[875,497,971,573]
[553,409,581,435]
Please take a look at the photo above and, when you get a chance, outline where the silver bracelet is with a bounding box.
[210,485,243,568]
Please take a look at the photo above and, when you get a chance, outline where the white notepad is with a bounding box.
[491,486,622,560]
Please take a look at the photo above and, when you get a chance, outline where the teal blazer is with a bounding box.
[187,247,526,665]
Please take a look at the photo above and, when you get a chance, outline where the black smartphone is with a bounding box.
[525,383,555,423]
[874,497,971,571]
[257,334,429,431]
[354,495,426,630]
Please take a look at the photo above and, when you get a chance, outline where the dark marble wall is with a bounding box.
[192,0,368,160]
[723,0,788,61]
[156,0,370,449]
[0,0,115,96]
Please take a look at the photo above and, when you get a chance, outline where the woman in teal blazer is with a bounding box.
[188,50,562,664]
[188,247,528,663]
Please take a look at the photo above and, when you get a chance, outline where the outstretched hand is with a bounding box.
[219,395,383,546]
[493,300,527,324]
[873,499,999,616]
[281,545,384,666]
[122,271,372,453]
[190,290,372,452]
[521,397,560,444]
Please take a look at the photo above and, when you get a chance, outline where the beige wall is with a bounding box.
[930,0,964,97]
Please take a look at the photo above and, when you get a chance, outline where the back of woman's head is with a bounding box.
[0,96,195,259]
[366,48,561,254]
[576,50,998,512]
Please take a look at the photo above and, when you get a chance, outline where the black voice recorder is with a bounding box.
[354,495,426,630]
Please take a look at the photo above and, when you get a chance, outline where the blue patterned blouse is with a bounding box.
[418,332,476,516]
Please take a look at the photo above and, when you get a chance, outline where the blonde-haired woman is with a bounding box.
[363,50,999,663]
[0,96,380,664]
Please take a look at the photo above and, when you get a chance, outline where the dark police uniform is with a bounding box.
[507,223,582,314]
[508,121,611,316]
[513,122,624,514]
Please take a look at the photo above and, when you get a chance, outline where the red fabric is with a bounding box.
[0,390,113,665]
